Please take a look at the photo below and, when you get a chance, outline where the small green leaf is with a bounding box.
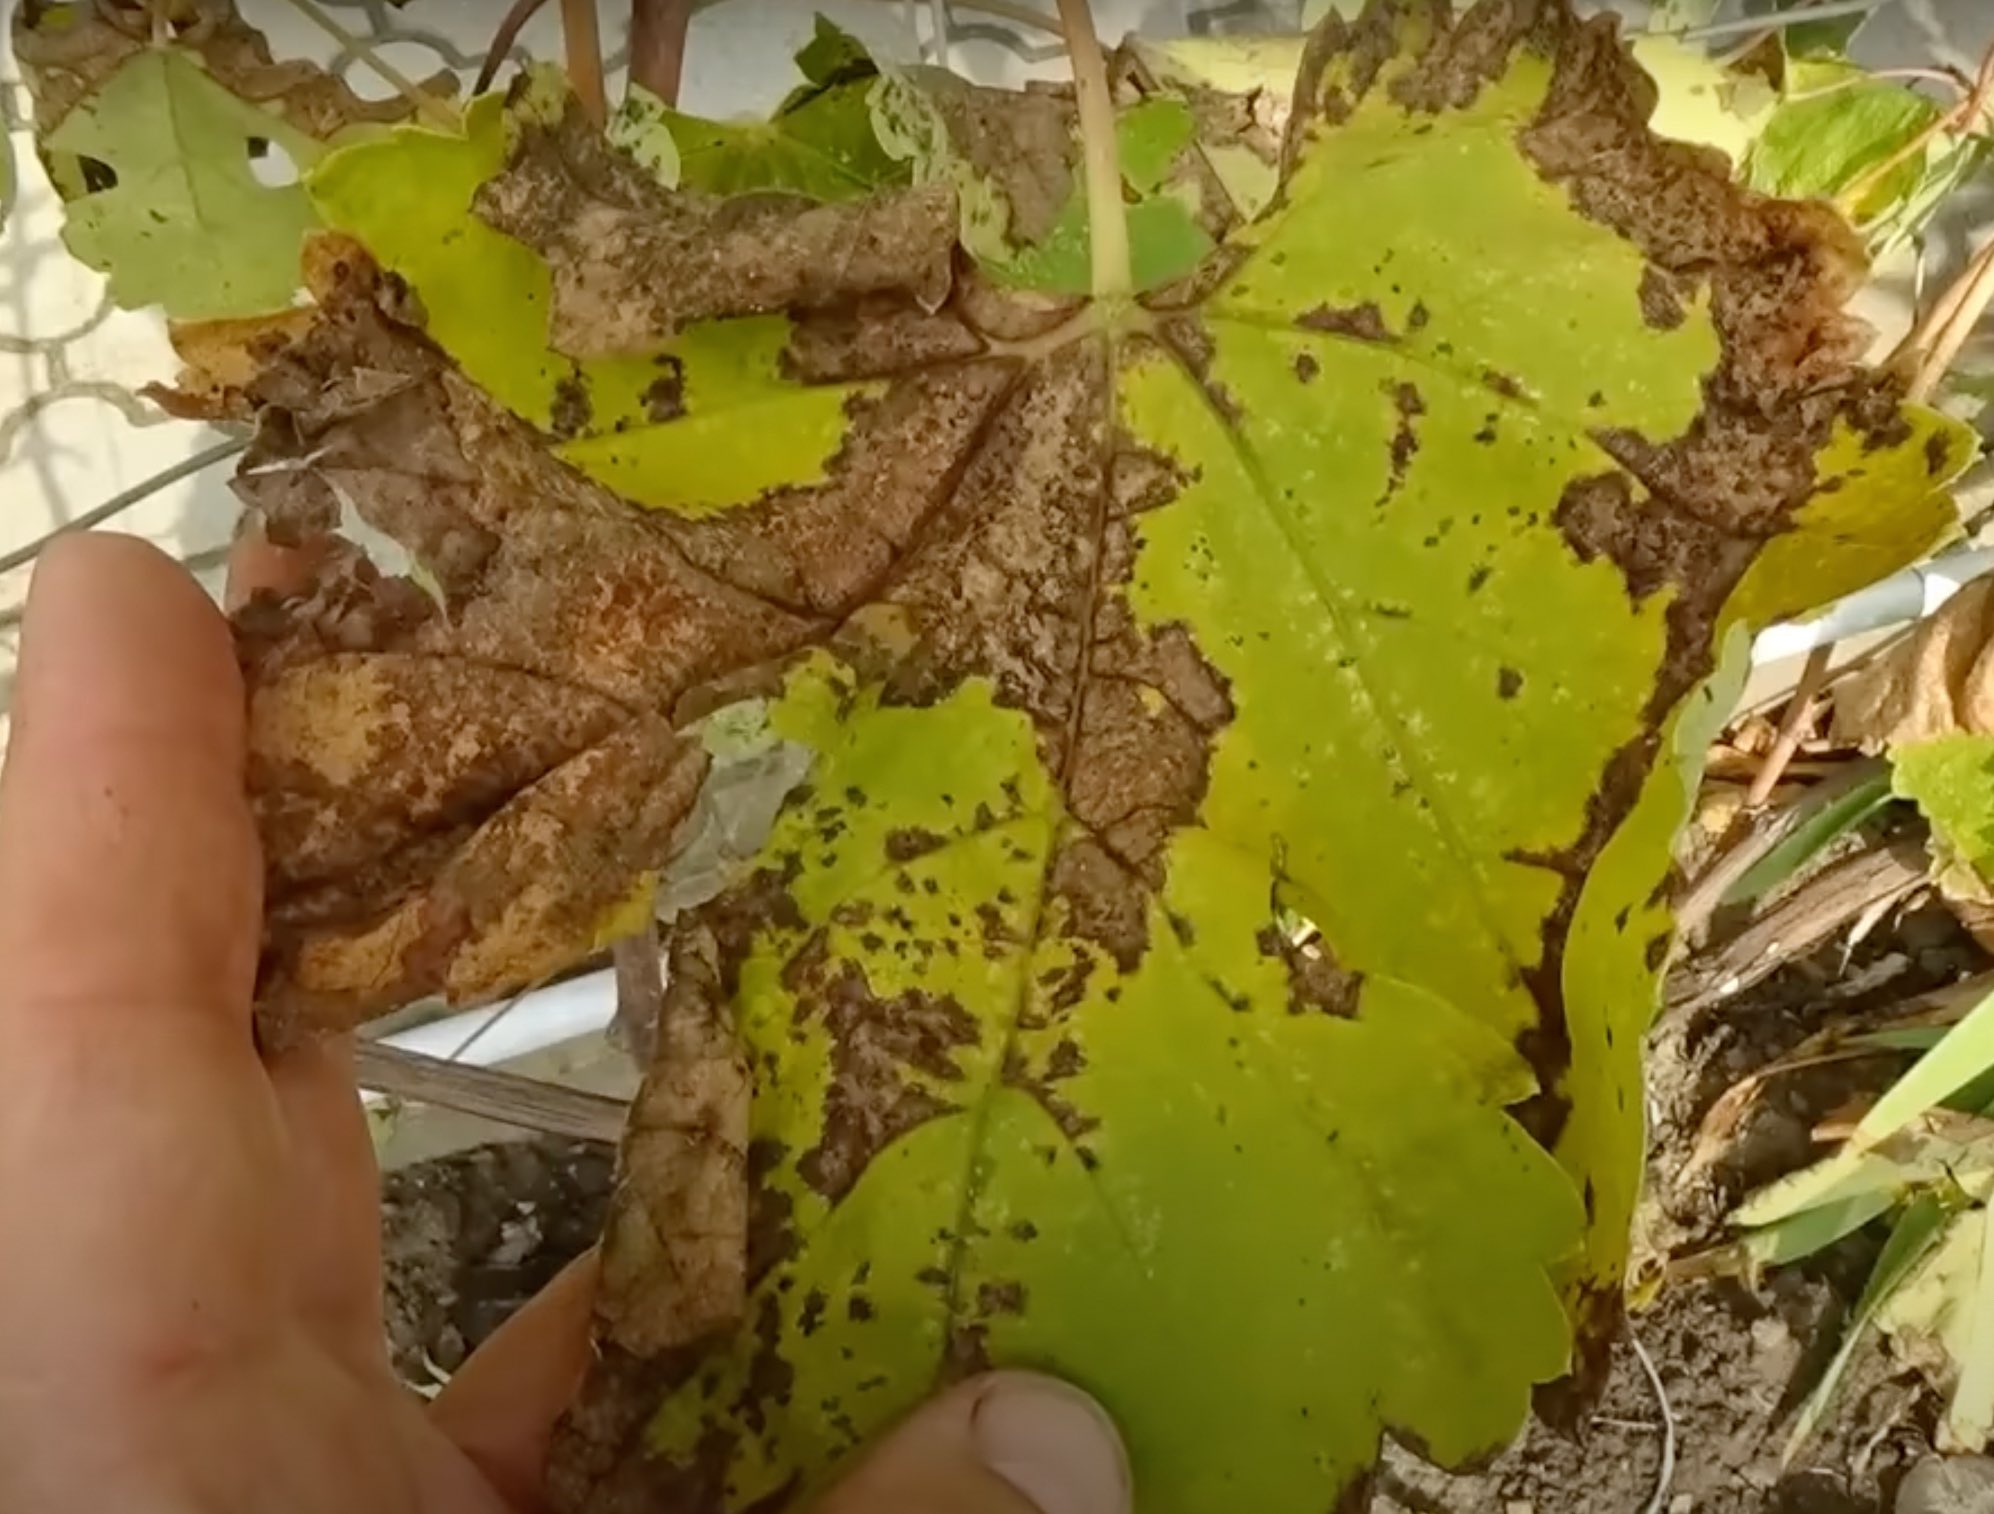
[990,101,1214,296]
[1629,35,1778,165]
[790,15,875,98]
[608,84,682,188]
[1853,981,1994,1151]
[615,19,905,203]
[1747,59,1977,254]
[45,49,323,317]
[1721,767,1896,908]
[1895,734,1994,895]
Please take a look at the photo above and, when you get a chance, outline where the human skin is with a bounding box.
[0,533,1128,1514]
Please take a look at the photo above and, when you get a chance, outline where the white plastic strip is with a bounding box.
[1750,546,1994,665]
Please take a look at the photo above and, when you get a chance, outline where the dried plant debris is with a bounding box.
[159,1,1980,1511]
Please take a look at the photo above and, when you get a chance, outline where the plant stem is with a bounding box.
[354,1042,628,1142]
[1907,235,1994,401]
[1054,0,1129,301]
[475,0,553,95]
[562,0,608,126]
[1746,643,1833,809]
[629,0,694,105]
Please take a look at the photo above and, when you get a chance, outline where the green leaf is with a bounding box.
[1628,35,1778,166]
[1895,734,1994,896]
[1721,767,1895,908]
[243,6,1981,1508]
[1788,1191,1953,1460]
[1747,0,1870,59]
[1854,984,1994,1151]
[43,49,323,318]
[1747,59,1978,255]
[987,100,1214,296]
[608,85,683,188]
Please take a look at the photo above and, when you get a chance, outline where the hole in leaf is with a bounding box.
[245,137,300,188]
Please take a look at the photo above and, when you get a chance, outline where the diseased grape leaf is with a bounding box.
[206,1,1978,1509]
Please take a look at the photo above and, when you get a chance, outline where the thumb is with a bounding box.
[816,1373,1130,1514]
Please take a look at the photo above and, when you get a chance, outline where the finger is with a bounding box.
[0,535,286,1363]
[0,533,259,1024]
[816,1373,1130,1514]
[268,1035,386,1369]
[430,1250,599,1509]
[226,526,324,612]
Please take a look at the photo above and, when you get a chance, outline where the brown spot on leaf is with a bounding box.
[1256,923,1362,1016]
[1296,301,1395,343]
[782,954,981,1202]
[643,356,686,422]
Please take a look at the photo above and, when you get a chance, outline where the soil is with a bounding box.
[378,897,1989,1512]
[383,1136,614,1385]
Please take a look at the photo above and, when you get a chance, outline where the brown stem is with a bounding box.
[1745,643,1834,810]
[1054,0,1128,299]
[562,0,608,126]
[476,0,552,95]
[629,0,694,105]
[1911,238,1994,401]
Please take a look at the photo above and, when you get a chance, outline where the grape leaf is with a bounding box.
[617,18,909,202]
[41,48,325,318]
[16,0,455,318]
[1748,58,1982,255]
[208,1,1975,1509]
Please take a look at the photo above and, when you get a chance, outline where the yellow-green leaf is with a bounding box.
[308,93,868,509]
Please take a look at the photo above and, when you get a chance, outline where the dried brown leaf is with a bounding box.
[1834,578,1994,747]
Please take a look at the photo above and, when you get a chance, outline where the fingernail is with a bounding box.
[970,1372,1131,1514]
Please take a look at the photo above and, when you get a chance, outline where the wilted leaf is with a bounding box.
[208,2,1976,1509]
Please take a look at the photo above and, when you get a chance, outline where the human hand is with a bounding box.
[0,534,1130,1514]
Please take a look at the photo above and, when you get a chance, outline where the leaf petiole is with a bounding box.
[1054,0,1131,302]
